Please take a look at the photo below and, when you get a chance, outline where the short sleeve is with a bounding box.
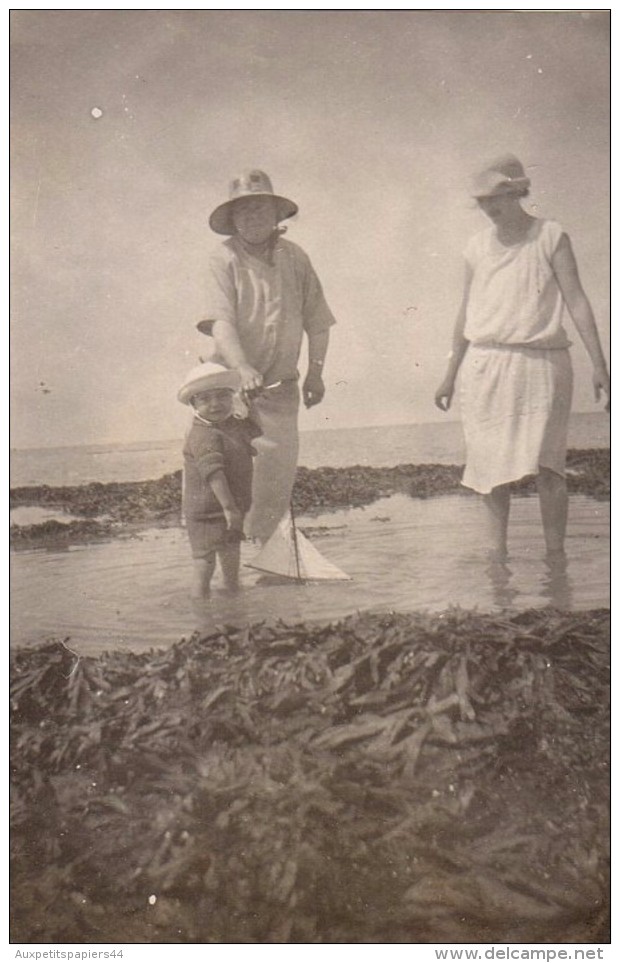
[540,220,565,263]
[203,249,238,326]
[298,249,337,335]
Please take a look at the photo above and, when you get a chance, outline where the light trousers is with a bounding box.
[246,380,300,543]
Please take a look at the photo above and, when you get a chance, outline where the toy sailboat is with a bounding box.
[246,508,351,582]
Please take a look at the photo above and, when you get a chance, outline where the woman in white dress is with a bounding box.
[435,155,609,559]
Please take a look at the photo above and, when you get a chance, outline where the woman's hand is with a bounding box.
[592,366,610,411]
[237,364,263,393]
[303,370,325,408]
[435,376,456,412]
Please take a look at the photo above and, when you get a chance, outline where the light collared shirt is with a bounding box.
[204,236,336,384]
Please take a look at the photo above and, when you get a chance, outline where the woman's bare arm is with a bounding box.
[434,263,473,411]
[552,234,610,407]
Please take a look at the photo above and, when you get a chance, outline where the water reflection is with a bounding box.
[485,559,519,610]
[484,552,575,612]
[191,583,308,639]
[10,495,607,654]
[191,591,250,639]
[540,553,574,610]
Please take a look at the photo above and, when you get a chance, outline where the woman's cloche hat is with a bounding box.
[209,169,298,235]
[178,362,241,405]
[470,154,531,199]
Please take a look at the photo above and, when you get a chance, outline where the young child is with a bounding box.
[435,154,609,560]
[178,362,261,598]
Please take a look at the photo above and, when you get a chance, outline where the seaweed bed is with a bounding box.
[10,448,610,549]
[11,607,609,944]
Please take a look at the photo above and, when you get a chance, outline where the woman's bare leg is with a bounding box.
[482,484,511,559]
[536,467,568,556]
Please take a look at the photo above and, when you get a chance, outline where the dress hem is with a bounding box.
[461,461,566,495]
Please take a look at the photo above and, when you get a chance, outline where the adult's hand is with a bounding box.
[237,364,263,393]
[303,370,325,408]
[434,376,455,412]
[592,365,610,412]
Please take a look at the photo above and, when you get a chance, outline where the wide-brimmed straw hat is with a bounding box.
[178,362,241,405]
[209,170,298,235]
[470,154,531,198]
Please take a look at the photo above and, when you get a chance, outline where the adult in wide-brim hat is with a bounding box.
[469,153,531,199]
[209,170,298,236]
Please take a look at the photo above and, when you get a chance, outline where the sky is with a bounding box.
[10,9,610,449]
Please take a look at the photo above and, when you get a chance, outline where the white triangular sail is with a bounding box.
[246,513,351,581]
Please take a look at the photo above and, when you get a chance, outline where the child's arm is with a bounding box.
[303,328,330,408]
[434,263,473,411]
[209,470,243,532]
[211,320,263,393]
[192,430,243,531]
[552,234,610,409]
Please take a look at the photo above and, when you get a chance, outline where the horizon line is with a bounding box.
[9,409,608,454]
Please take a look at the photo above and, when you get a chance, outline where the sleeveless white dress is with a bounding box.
[460,219,573,494]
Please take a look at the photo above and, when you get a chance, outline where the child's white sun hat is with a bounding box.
[209,170,298,236]
[470,154,531,198]
[178,362,241,405]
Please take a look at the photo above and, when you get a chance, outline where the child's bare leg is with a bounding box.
[482,484,511,559]
[218,543,241,591]
[192,555,216,600]
[535,467,568,556]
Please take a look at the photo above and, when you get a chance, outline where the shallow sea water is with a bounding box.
[10,493,609,656]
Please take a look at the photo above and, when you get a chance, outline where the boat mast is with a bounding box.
[289,501,303,581]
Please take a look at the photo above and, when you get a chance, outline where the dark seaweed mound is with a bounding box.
[10,448,610,549]
[11,608,610,944]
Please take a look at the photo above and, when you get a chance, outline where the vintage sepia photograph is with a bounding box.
[10,9,610,948]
